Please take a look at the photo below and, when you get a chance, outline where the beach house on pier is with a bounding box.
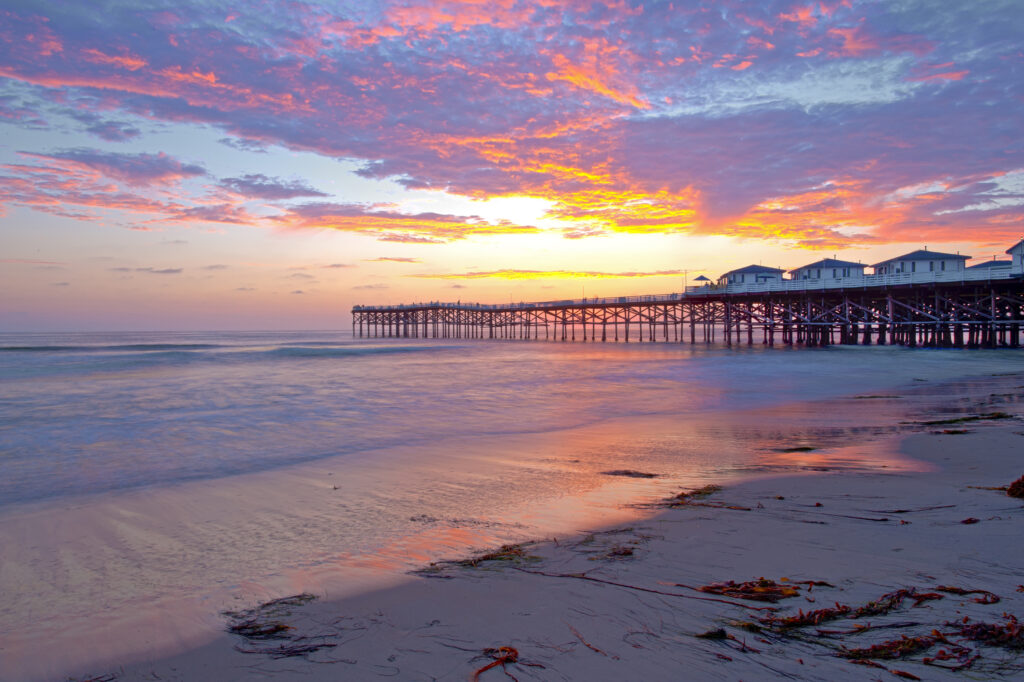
[717,265,785,286]
[1008,240,1024,274]
[967,259,1012,272]
[789,258,866,282]
[872,249,968,276]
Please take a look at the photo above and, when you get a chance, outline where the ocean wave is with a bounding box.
[262,345,449,358]
[0,343,224,353]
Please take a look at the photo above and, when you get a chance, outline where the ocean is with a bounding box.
[2,331,1023,679]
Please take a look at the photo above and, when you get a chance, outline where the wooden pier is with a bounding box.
[352,274,1024,348]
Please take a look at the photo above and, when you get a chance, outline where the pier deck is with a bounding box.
[352,270,1024,348]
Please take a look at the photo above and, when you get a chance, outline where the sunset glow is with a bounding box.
[2,1,1022,330]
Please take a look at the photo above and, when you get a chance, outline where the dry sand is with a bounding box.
[82,408,1024,681]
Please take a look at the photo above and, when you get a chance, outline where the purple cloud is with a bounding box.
[218,137,269,153]
[27,148,205,187]
[219,173,327,199]
[108,266,182,274]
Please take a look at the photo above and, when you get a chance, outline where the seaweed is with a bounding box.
[935,585,1000,604]
[914,412,1013,426]
[837,632,945,660]
[568,624,618,659]
[456,543,540,568]
[761,588,943,630]
[849,658,887,669]
[1007,474,1024,499]
[471,646,544,680]
[223,593,317,641]
[662,485,751,511]
[763,604,853,629]
[235,637,338,659]
[671,484,722,502]
[953,615,1024,649]
[697,578,802,603]
[222,594,338,660]
[853,589,944,617]
[922,649,980,671]
[696,627,729,639]
[229,620,292,639]
[601,469,660,478]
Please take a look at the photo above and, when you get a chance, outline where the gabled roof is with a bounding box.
[872,249,968,267]
[789,258,865,273]
[1006,239,1024,254]
[967,260,1012,270]
[721,264,785,276]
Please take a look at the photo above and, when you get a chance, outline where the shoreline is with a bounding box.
[73,387,1024,681]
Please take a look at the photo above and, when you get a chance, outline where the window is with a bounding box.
[929,261,934,272]
[941,261,946,271]
[912,262,916,272]
[832,269,837,277]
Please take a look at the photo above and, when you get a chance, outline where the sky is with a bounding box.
[1,0,1022,331]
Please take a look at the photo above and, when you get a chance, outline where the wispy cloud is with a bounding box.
[219,173,327,200]
[25,149,205,187]
[108,266,183,274]
[1,258,66,265]
[412,269,688,280]
[364,256,420,263]
[279,203,539,242]
[218,137,269,153]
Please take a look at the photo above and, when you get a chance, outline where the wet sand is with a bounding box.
[59,391,1024,681]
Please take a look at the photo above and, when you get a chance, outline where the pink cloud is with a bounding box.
[24,149,205,187]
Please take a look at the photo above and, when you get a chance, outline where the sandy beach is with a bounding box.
[56,386,1023,682]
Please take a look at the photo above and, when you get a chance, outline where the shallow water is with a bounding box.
[1,331,1023,680]
[3,331,1023,507]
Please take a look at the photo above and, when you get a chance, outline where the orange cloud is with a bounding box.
[81,48,147,71]
[544,37,649,109]
[911,70,969,82]
[277,203,540,242]
[779,6,818,28]
[827,25,878,56]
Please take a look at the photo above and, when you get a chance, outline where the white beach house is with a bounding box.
[872,249,968,276]
[1008,239,1024,274]
[717,265,785,286]
[789,258,866,282]
[966,259,1013,272]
